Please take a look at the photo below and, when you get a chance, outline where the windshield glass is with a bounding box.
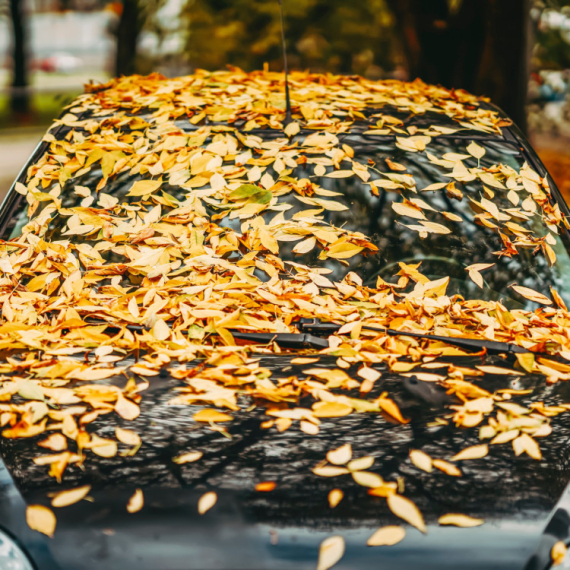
[6,129,570,310]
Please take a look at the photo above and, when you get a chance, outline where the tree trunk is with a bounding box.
[115,0,141,77]
[475,0,530,133]
[387,0,530,133]
[8,0,30,117]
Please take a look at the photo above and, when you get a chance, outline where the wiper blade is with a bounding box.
[230,331,329,350]
[85,319,329,350]
[296,318,530,355]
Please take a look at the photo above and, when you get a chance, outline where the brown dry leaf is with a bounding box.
[51,485,91,508]
[326,444,352,465]
[367,525,406,547]
[198,491,217,515]
[26,505,56,537]
[316,536,345,570]
[409,449,433,473]
[328,489,343,508]
[450,444,488,461]
[173,451,203,464]
[510,285,552,305]
[438,514,484,527]
[387,494,426,533]
[552,541,568,566]
[127,488,144,513]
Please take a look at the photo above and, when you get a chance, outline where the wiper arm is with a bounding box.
[296,318,530,355]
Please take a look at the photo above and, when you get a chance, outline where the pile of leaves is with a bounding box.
[2,69,570,566]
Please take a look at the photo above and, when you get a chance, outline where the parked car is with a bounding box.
[0,70,570,570]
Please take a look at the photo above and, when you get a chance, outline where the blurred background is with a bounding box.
[0,0,569,200]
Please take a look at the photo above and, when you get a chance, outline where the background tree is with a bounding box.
[8,0,30,117]
[114,0,167,77]
[387,0,531,132]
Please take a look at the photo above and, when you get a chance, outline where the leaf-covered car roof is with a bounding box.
[2,69,570,565]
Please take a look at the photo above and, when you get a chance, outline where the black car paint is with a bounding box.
[0,107,569,569]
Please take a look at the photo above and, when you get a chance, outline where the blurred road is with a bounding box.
[0,128,44,203]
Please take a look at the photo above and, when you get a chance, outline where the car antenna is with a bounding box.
[277,0,292,125]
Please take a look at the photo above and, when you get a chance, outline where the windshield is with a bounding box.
[7,129,570,310]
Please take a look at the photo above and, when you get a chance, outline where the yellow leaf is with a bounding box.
[127,488,144,513]
[313,402,353,417]
[312,465,350,477]
[513,433,542,460]
[347,456,374,471]
[387,494,426,533]
[432,459,462,477]
[126,180,162,197]
[325,170,354,178]
[27,505,56,537]
[438,514,484,527]
[173,451,203,464]
[317,536,345,570]
[409,449,433,473]
[511,285,552,305]
[326,444,352,465]
[193,409,233,423]
[115,393,140,420]
[284,122,300,137]
[392,201,426,220]
[467,141,485,159]
[293,237,317,254]
[352,470,384,488]
[367,525,406,547]
[328,489,343,508]
[450,444,488,461]
[51,485,91,508]
[198,491,217,514]
[552,541,568,566]
[115,427,141,447]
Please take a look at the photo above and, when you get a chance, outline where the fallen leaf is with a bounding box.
[387,494,426,533]
[367,525,406,546]
[438,514,484,527]
[26,505,56,537]
[316,536,345,570]
[51,485,91,508]
[198,491,217,514]
[127,488,144,513]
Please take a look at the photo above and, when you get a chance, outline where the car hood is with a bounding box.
[1,355,570,570]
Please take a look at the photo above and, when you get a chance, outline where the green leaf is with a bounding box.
[228,184,263,201]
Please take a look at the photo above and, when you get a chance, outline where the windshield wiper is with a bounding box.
[86,319,329,350]
[86,317,530,354]
[296,318,530,355]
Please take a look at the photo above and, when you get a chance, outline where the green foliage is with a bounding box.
[182,0,401,77]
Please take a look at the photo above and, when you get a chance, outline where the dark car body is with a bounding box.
[1,94,570,570]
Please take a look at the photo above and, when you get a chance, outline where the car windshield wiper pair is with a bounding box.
[295,318,531,355]
[86,317,531,354]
